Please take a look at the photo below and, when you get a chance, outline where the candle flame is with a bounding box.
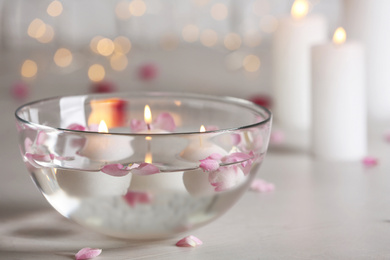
[98,120,109,133]
[144,105,152,125]
[200,125,206,132]
[145,151,152,163]
[291,0,308,19]
[333,27,346,45]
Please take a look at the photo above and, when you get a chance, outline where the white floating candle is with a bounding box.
[129,105,186,194]
[272,0,327,130]
[311,27,366,160]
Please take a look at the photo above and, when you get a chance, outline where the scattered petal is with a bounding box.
[36,131,47,146]
[221,152,252,165]
[362,156,378,167]
[138,63,158,81]
[153,112,176,131]
[67,123,87,131]
[101,163,131,177]
[199,158,220,172]
[123,191,153,207]
[10,81,29,101]
[75,247,102,260]
[24,137,34,153]
[270,130,285,145]
[248,94,272,108]
[250,178,275,193]
[131,162,160,175]
[91,80,117,93]
[176,235,203,247]
[231,133,241,146]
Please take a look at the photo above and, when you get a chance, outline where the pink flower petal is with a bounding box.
[138,63,158,81]
[10,81,29,101]
[67,123,87,131]
[221,152,252,164]
[205,125,219,131]
[209,166,244,192]
[36,131,47,146]
[90,80,116,93]
[270,130,285,145]
[24,137,34,153]
[175,235,203,247]
[231,133,242,146]
[130,119,147,132]
[207,153,224,161]
[131,162,160,175]
[250,179,275,193]
[75,247,102,260]
[123,191,153,207]
[88,124,99,132]
[153,112,176,132]
[199,158,220,172]
[101,163,131,176]
[362,156,378,167]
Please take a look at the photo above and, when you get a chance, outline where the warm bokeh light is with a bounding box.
[243,55,261,72]
[114,36,132,54]
[36,24,54,43]
[88,99,127,128]
[88,64,105,82]
[47,0,63,17]
[333,27,346,45]
[97,38,115,56]
[116,0,132,20]
[200,125,206,132]
[291,0,309,19]
[110,53,128,71]
[129,0,146,17]
[253,0,271,16]
[259,15,278,33]
[243,30,262,47]
[54,48,73,67]
[224,33,242,51]
[200,29,218,47]
[90,36,104,54]
[144,152,152,163]
[21,60,38,78]
[144,105,152,125]
[182,24,199,43]
[160,33,179,51]
[27,19,46,39]
[98,120,109,133]
[225,51,244,71]
[211,3,228,21]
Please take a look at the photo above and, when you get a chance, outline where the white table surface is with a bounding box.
[1,87,390,259]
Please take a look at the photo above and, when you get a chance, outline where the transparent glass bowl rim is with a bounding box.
[15,91,272,136]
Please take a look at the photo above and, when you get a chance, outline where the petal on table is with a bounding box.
[362,156,378,167]
[176,235,203,247]
[75,247,102,260]
[250,178,275,193]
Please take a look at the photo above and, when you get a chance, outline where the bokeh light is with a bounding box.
[243,54,261,72]
[182,24,199,43]
[114,36,132,54]
[211,3,228,21]
[27,19,46,39]
[224,33,242,50]
[110,53,128,71]
[21,60,38,78]
[129,0,146,17]
[88,64,105,82]
[116,1,132,20]
[54,48,73,67]
[97,38,115,56]
[47,0,63,17]
[200,29,218,47]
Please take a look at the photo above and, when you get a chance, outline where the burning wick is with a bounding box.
[144,105,152,131]
[199,125,206,147]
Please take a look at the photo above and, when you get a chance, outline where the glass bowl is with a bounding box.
[15,92,272,240]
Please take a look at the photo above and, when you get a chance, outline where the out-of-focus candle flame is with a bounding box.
[200,125,206,132]
[291,0,308,19]
[144,105,152,125]
[145,151,152,163]
[21,59,38,78]
[333,27,346,45]
[98,120,109,133]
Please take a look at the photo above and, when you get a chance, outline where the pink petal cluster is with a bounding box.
[362,156,378,167]
[130,112,176,132]
[123,191,153,207]
[175,235,203,247]
[101,162,160,177]
[75,247,102,260]
[199,152,254,175]
[250,178,275,193]
[208,166,244,192]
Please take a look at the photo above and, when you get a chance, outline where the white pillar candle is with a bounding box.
[311,27,366,160]
[343,0,390,121]
[272,0,327,130]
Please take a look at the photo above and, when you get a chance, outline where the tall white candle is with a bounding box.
[311,27,366,160]
[272,0,327,130]
[343,0,390,121]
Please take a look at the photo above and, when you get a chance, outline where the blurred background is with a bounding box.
[1,0,389,218]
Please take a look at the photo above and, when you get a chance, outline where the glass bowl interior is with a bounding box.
[15,92,272,239]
